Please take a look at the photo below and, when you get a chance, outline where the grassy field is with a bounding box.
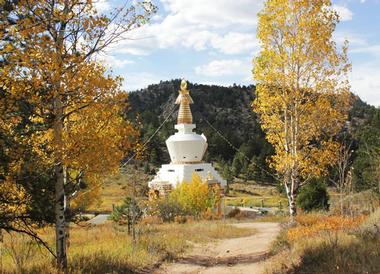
[93,172,287,213]
[89,167,153,212]
[328,189,380,214]
[226,182,288,209]
[1,220,255,273]
[263,209,380,274]
[225,196,288,208]
[90,169,380,220]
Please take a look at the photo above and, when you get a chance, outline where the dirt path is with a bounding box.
[155,222,280,274]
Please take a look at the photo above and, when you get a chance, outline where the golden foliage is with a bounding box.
[169,173,210,216]
[0,0,142,214]
[287,214,366,241]
[169,173,221,217]
[253,0,351,180]
[0,179,29,220]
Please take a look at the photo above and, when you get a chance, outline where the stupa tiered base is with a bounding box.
[149,163,225,192]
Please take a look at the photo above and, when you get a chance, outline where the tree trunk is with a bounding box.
[66,178,71,250]
[127,217,131,235]
[54,96,67,272]
[285,173,298,221]
[287,189,297,219]
[0,229,3,272]
[55,164,67,272]
[340,188,344,216]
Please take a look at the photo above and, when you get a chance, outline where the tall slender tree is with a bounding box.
[253,0,351,217]
[1,0,155,271]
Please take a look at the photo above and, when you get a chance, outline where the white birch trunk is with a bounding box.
[54,95,67,272]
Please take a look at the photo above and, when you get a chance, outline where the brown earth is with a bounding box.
[155,222,281,274]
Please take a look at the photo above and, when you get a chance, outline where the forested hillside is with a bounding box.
[349,98,380,192]
[127,79,275,183]
[127,79,380,190]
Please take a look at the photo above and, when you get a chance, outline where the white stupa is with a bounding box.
[148,79,226,196]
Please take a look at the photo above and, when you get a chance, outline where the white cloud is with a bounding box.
[107,24,157,56]
[351,44,380,56]
[123,72,165,91]
[211,32,259,55]
[333,5,353,21]
[108,0,263,56]
[98,54,134,69]
[334,31,367,47]
[161,0,262,28]
[195,59,250,77]
[93,0,111,13]
[95,48,135,69]
[350,63,380,107]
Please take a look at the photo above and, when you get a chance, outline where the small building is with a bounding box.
[148,79,226,197]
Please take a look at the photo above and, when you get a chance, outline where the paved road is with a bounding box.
[88,214,110,225]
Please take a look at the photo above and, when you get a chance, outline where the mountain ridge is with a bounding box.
[126,79,378,185]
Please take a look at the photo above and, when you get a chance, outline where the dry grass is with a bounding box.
[266,232,380,274]
[90,168,152,212]
[254,215,288,223]
[287,214,366,241]
[225,196,288,209]
[226,183,288,209]
[229,183,281,197]
[1,220,255,274]
[329,189,380,215]
[264,209,380,274]
[96,178,287,213]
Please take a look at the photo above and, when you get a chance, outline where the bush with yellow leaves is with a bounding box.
[169,173,221,218]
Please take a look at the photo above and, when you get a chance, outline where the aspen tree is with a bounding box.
[253,0,351,217]
[1,0,155,270]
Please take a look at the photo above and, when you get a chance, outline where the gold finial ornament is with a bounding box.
[180,79,188,91]
[175,79,194,124]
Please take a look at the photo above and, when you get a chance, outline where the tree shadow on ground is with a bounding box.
[175,251,270,267]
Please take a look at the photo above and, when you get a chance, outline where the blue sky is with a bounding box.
[95,0,380,107]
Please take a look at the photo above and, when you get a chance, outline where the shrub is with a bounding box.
[290,233,380,274]
[3,233,37,273]
[201,208,220,220]
[169,173,220,218]
[140,216,163,225]
[157,198,186,222]
[297,180,329,212]
[357,207,380,240]
[227,207,241,218]
[110,197,143,235]
[287,214,366,241]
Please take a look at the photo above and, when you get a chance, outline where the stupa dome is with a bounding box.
[166,124,207,163]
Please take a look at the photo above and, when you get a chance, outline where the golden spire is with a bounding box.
[175,79,194,124]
